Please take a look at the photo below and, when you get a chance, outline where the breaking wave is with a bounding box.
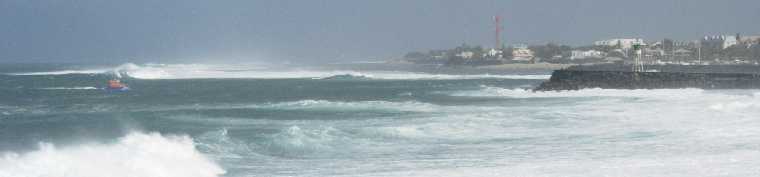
[365,150,760,177]
[6,63,138,77]
[255,125,362,158]
[0,132,225,177]
[8,69,110,76]
[115,63,549,80]
[38,87,99,90]
[318,74,372,80]
[256,100,437,112]
[152,100,439,113]
[195,128,256,159]
[450,85,710,99]
[195,126,368,159]
[6,63,549,80]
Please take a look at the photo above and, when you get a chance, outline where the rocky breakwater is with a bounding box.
[534,64,760,91]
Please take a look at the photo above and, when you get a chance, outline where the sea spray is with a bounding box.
[0,132,225,177]
[7,62,760,177]
[7,63,549,80]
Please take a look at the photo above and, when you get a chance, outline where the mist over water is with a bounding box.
[7,63,550,80]
[2,63,760,177]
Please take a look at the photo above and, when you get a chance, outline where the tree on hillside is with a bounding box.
[502,46,514,59]
[724,44,753,61]
[404,51,428,59]
[663,39,674,53]
[530,43,570,60]
[753,44,760,63]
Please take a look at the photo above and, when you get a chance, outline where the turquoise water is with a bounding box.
[2,63,760,177]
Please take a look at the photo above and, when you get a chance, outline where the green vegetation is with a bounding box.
[402,44,505,66]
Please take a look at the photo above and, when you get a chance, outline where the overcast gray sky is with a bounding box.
[1,0,759,63]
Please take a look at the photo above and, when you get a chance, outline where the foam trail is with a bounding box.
[255,100,438,112]
[150,100,440,114]
[5,63,550,80]
[0,132,225,177]
[113,70,122,78]
[450,86,710,99]
[115,63,549,80]
[8,69,110,76]
[363,150,760,177]
[6,63,141,76]
[38,87,99,90]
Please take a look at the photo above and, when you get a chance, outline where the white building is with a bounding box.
[512,47,534,61]
[456,51,475,59]
[594,38,646,49]
[570,50,605,60]
[724,36,737,49]
[703,35,738,49]
[486,48,503,58]
[740,36,760,46]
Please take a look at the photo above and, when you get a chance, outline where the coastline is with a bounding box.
[320,62,567,75]
[476,63,574,70]
[535,64,760,90]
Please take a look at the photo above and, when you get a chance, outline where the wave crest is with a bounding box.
[9,63,549,80]
[114,63,550,80]
[0,132,225,177]
[8,69,109,76]
[261,100,437,112]
[253,126,367,158]
[153,100,438,114]
[318,73,372,80]
[450,85,708,99]
[38,87,99,90]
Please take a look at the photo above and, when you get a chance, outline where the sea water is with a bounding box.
[1,63,759,177]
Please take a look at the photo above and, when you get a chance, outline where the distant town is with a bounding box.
[399,34,760,67]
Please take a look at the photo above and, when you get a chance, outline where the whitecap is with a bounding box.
[5,63,550,81]
[8,69,110,76]
[0,132,225,177]
[38,87,99,90]
[149,100,440,113]
[109,63,550,80]
[449,85,708,99]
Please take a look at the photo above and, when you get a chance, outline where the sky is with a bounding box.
[1,0,759,63]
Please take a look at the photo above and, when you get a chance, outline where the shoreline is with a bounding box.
[319,62,571,75]
[476,63,574,70]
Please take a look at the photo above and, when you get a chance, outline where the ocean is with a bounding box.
[1,63,759,177]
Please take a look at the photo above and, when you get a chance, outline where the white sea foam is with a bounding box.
[118,63,549,80]
[346,88,760,177]
[6,63,139,76]
[361,150,760,177]
[0,132,225,177]
[150,100,439,114]
[258,100,438,112]
[258,126,357,157]
[451,85,710,99]
[38,87,99,90]
[199,126,369,159]
[9,69,110,76]
[196,128,256,159]
[7,63,549,80]
[4,88,752,177]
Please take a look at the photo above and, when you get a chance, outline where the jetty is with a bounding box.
[535,64,760,90]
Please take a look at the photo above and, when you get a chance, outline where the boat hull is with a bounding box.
[105,87,130,92]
